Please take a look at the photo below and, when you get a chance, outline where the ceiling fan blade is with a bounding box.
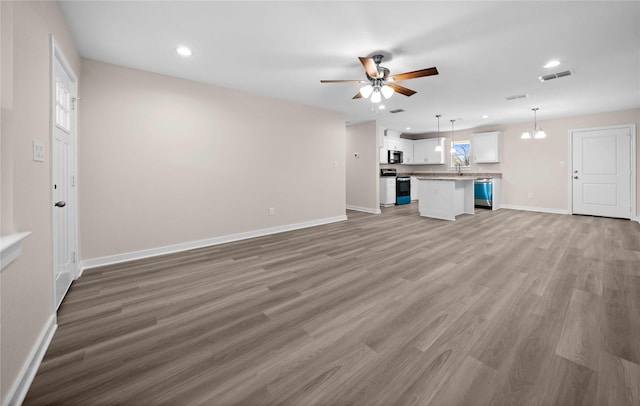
[352,92,363,99]
[320,79,367,83]
[359,57,380,78]
[390,67,439,82]
[388,83,417,97]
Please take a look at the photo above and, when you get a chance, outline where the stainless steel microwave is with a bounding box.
[388,149,403,164]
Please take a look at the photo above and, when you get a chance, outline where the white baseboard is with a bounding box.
[80,215,348,272]
[500,204,570,215]
[3,315,57,406]
[503,205,640,221]
[346,205,381,214]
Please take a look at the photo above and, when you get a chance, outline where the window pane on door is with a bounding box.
[55,78,71,132]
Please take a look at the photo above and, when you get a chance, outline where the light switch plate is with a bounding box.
[33,140,45,162]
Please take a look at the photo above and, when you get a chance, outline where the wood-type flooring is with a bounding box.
[24,204,640,405]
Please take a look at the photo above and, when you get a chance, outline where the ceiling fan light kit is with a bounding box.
[321,53,438,104]
[521,108,546,139]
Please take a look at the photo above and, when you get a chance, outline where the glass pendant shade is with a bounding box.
[360,84,373,98]
[370,89,382,103]
[534,130,547,139]
[521,131,532,139]
[435,142,442,152]
[381,85,394,99]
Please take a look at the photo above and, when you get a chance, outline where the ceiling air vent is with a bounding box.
[505,94,530,101]
[390,109,405,114]
[539,70,573,82]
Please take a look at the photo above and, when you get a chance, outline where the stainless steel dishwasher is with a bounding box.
[474,178,493,208]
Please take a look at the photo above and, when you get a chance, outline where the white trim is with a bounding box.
[568,124,636,219]
[0,232,31,271]
[80,215,348,273]
[501,204,570,215]
[2,315,57,406]
[346,205,382,214]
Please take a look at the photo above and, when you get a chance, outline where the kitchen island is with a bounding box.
[417,177,475,221]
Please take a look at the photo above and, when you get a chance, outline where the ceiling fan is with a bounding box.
[321,54,439,103]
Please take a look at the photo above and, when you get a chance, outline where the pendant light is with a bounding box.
[434,115,443,152]
[449,119,456,154]
[521,108,547,139]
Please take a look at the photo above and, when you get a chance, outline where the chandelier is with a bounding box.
[521,108,547,139]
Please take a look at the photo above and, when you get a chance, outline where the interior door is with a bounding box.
[52,50,77,309]
[571,126,631,219]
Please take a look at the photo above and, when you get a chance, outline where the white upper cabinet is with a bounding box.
[385,138,400,151]
[413,137,445,164]
[380,137,414,164]
[472,131,501,163]
[398,139,414,164]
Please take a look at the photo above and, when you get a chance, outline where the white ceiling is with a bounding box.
[58,1,640,135]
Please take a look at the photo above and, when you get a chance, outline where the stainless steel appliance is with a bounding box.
[380,168,397,177]
[388,150,403,164]
[396,176,411,205]
[474,178,493,208]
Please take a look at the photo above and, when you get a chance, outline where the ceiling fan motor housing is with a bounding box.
[366,55,389,81]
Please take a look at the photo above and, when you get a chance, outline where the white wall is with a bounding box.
[78,59,346,262]
[346,121,380,213]
[1,1,81,403]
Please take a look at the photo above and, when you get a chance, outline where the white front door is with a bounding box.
[52,41,78,309]
[571,126,632,219]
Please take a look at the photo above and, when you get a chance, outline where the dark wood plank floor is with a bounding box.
[24,204,640,405]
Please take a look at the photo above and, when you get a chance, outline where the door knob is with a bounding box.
[55,201,66,208]
[573,176,579,179]
[574,170,578,173]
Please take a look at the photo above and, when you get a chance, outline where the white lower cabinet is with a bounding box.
[491,178,502,210]
[410,177,418,201]
[380,177,396,207]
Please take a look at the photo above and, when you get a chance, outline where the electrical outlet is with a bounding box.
[269,207,275,216]
[527,192,533,199]
[560,161,566,167]
[33,140,45,162]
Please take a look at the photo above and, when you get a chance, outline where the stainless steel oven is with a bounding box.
[396,176,411,205]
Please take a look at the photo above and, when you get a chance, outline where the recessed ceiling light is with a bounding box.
[481,115,489,119]
[543,59,560,68]
[406,127,411,130]
[378,105,386,110]
[176,46,192,57]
